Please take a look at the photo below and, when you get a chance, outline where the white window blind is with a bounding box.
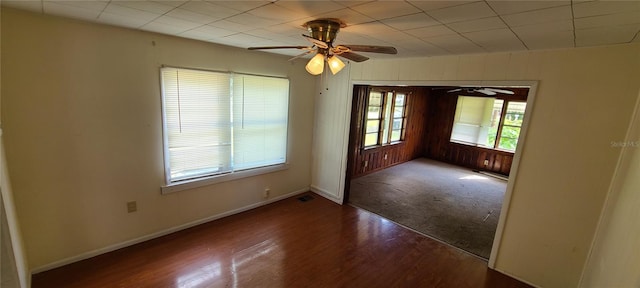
[232,74,288,171]
[160,67,289,184]
[450,96,497,147]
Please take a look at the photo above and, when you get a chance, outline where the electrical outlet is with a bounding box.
[264,188,270,199]
[363,160,368,168]
[384,154,388,160]
[127,201,137,213]
[484,160,489,166]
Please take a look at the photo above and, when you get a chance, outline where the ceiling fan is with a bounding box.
[446,88,515,95]
[248,18,398,75]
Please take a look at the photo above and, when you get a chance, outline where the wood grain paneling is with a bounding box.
[348,86,428,178]
[424,88,529,176]
[346,86,527,183]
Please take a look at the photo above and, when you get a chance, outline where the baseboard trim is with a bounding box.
[30,187,309,275]
[310,185,343,204]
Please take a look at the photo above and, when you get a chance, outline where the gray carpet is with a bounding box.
[349,158,507,259]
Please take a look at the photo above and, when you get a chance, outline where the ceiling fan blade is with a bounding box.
[486,88,515,95]
[341,45,397,54]
[248,46,310,50]
[338,52,369,62]
[476,89,497,95]
[447,88,462,93]
[288,50,314,62]
[302,34,329,49]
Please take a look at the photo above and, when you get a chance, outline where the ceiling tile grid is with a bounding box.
[1,0,638,60]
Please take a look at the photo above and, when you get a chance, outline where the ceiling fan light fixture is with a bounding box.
[327,55,345,75]
[305,53,325,75]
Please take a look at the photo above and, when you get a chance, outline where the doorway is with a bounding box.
[344,85,531,260]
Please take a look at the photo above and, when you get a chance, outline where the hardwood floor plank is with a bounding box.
[32,193,531,288]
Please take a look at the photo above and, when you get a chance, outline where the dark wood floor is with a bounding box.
[33,193,531,288]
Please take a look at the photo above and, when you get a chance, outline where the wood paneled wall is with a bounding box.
[346,86,527,179]
[347,86,428,178]
[423,88,529,176]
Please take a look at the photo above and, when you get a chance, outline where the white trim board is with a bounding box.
[339,80,539,272]
[310,185,343,204]
[30,187,309,275]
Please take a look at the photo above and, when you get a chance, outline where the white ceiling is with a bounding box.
[3,0,640,59]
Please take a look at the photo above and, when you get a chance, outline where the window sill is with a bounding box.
[161,163,289,194]
[363,141,404,151]
[449,141,515,154]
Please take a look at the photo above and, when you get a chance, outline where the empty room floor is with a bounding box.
[349,158,507,259]
[32,193,528,287]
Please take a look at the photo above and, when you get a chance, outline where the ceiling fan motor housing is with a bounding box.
[304,19,345,44]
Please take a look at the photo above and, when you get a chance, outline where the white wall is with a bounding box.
[311,43,640,288]
[0,5,30,287]
[310,67,352,203]
[580,89,640,287]
[1,8,315,271]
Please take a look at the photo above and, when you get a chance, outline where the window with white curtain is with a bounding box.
[160,67,289,185]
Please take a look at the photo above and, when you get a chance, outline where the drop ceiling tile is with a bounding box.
[447,17,507,33]
[349,1,422,20]
[486,1,569,15]
[179,25,236,41]
[2,1,43,13]
[576,24,640,46]
[275,1,345,17]
[212,1,270,12]
[347,21,400,37]
[243,29,299,43]
[424,34,485,54]
[573,1,640,18]
[45,1,108,12]
[393,37,450,55]
[150,15,202,31]
[426,2,496,24]
[381,12,440,30]
[517,30,574,50]
[408,1,475,12]
[166,8,219,25]
[97,12,150,28]
[332,1,375,8]
[501,5,572,27]
[151,1,186,8]
[248,3,304,23]
[209,19,256,33]
[313,8,375,26]
[179,2,241,20]
[141,21,189,35]
[225,13,281,28]
[102,3,160,22]
[405,25,457,39]
[463,28,527,52]
[574,11,640,30]
[511,20,573,37]
[263,22,308,38]
[110,1,175,14]
[219,33,270,47]
[43,1,104,21]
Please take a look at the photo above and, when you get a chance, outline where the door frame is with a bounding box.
[340,80,539,268]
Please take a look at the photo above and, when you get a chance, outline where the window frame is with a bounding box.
[449,94,526,153]
[362,88,409,149]
[159,66,291,194]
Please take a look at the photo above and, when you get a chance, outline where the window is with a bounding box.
[160,67,289,185]
[363,90,408,147]
[450,95,526,152]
